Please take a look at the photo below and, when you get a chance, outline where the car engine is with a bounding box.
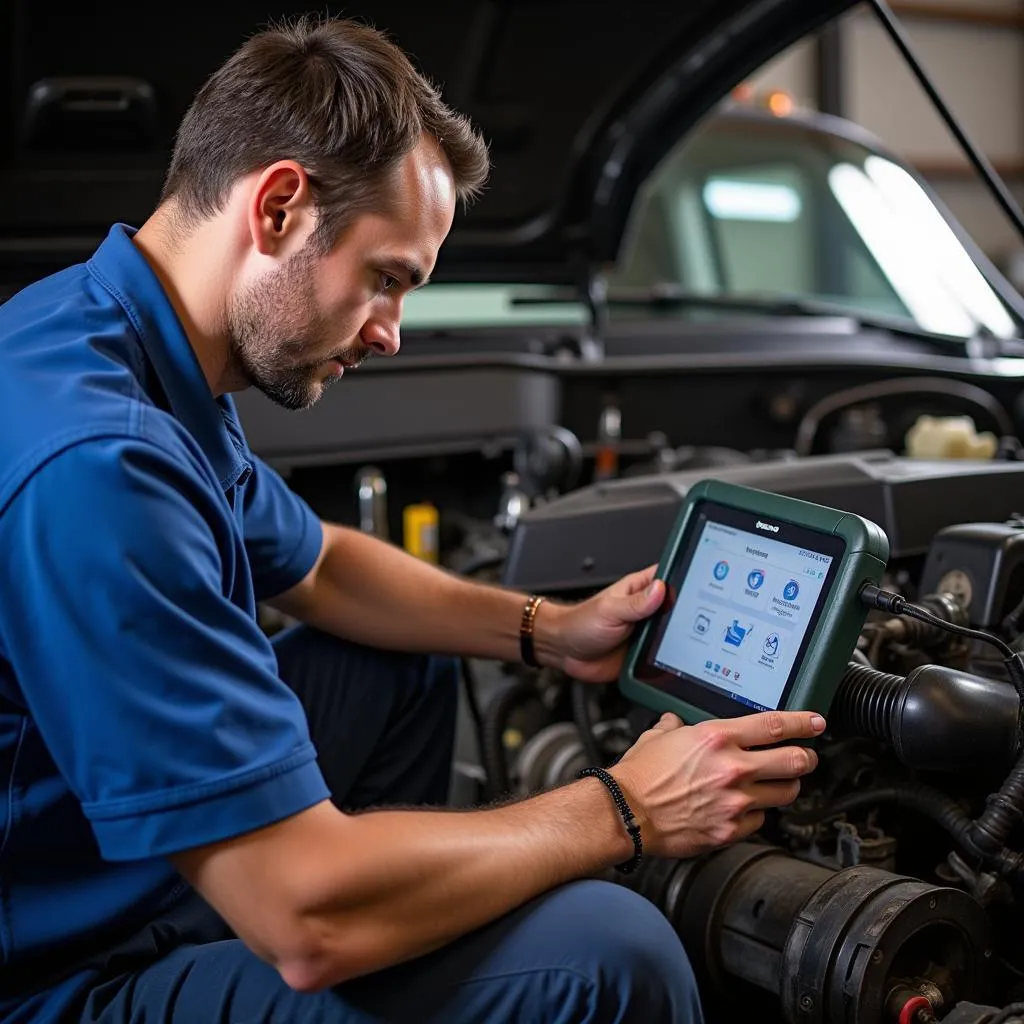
[467,445,1024,1024]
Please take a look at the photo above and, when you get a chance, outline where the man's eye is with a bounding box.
[380,273,399,293]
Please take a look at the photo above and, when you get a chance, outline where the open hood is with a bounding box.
[0,0,854,287]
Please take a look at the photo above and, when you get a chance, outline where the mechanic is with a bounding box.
[0,16,825,1024]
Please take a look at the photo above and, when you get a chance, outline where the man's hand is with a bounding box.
[551,564,665,682]
[609,709,824,860]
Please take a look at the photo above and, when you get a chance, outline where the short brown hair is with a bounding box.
[160,15,490,250]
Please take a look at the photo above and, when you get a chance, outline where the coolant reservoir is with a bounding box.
[905,415,998,460]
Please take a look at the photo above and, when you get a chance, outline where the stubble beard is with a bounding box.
[226,246,366,412]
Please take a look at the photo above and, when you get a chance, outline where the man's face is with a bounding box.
[227,138,457,410]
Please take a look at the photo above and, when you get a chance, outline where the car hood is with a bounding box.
[437,0,856,281]
[0,0,855,286]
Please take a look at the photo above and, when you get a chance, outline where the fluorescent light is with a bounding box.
[703,179,802,222]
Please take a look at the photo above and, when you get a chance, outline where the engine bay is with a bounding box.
[461,451,1024,1024]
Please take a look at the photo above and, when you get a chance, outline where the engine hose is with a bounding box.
[571,680,606,768]
[849,646,872,667]
[970,655,1024,856]
[970,749,1024,858]
[831,663,905,739]
[481,678,537,799]
[793,784,1024,882]
[792,785,972,846]
[831,660,1024,866]
[830,662,1021,775]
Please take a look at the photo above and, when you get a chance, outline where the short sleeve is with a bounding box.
[0,438,330,862]
[242,455,323,602]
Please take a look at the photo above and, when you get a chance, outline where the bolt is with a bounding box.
[800,994,815,1011]
[985,948,994,958]
[929,897,937,909]
[871,949,884,964]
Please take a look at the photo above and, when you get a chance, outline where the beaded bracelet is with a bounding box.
[577,765,643,874]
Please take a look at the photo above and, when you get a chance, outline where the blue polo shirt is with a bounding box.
[0,225,331,1020]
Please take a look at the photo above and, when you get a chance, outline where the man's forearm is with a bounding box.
[275,522,567,665]
[177,777,633,991]
[302,778,630,986]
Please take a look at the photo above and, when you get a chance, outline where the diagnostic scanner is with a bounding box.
[619,480,890,723]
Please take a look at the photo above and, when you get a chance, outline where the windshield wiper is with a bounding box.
[602,284,992,348]
[511,284,898,324]
[509,283,1024,354]
[607,286,849,318]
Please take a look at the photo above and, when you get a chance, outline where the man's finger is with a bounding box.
[630,712,679,745]
[633,712,683,748]
[746,778,803,810]
[739,742,818,782]
[652,712,683,731]
[735,808,767,840]
[716,710,826,749]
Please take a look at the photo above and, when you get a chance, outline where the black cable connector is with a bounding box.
[859,583,905,616]
[859,584,1024,709]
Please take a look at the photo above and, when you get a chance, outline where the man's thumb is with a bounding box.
[626,578,664,619]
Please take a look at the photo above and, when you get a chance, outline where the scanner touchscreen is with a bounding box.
[652,518,834,712]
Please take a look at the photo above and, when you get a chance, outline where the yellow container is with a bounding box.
[403,503,439,563]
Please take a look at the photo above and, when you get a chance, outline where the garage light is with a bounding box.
[703,179,802,222]
[766,90,795,117]
[829,161,978,338]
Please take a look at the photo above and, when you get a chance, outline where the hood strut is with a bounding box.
[869,0,1024,246]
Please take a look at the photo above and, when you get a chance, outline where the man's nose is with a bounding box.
[362,315,401,357]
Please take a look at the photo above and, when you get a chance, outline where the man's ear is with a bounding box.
[247,161,314,256]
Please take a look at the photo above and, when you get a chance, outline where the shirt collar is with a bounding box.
[87,223,251,490]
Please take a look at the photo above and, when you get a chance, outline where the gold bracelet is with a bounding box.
[520,594,545,668]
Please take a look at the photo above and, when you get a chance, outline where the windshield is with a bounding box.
[402,106,1021,339]
[604,107,1021,339]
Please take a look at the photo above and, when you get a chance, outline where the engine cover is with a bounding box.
[502,452,1024,594]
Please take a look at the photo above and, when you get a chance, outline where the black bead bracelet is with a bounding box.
[578,766,643,874]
